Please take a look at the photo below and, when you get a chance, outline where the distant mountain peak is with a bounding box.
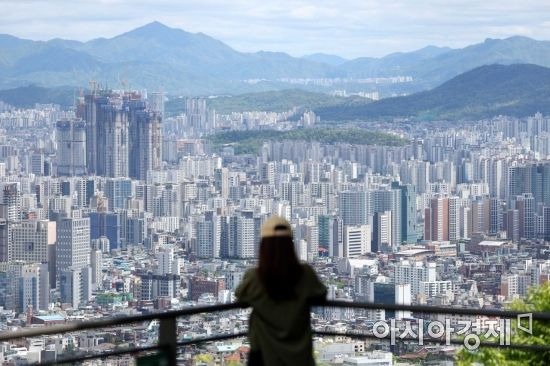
[119,21,184,39]
[137,21,172,31]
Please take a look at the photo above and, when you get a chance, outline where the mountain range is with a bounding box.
[315,64,550,121]
[2,21,550,94]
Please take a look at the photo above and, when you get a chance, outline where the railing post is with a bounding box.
[159,317,177,366]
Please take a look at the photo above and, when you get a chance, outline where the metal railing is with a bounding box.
[0,300,549,365]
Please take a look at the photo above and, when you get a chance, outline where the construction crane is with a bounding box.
[117,71,129,91]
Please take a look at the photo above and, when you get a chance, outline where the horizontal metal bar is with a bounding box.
[320,300,550,321]
[0,302,246,342]
[2,300,549,344]
[37,329,550,365]
[39,344,162,366]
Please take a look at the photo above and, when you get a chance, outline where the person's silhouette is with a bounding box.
[236,216,327,366]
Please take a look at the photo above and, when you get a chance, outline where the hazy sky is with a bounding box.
[2,0,550,58]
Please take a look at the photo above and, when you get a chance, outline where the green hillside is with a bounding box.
[0,85,75,108]
[316,64,550,121]
[166,90,369,115]
[207,127,407,154]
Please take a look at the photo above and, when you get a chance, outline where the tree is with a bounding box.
[193,354,215,365]
[456,283,550,366]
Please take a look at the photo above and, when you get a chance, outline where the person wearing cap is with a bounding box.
[236,216,327,366]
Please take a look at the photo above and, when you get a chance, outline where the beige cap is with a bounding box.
[261,216,292,238]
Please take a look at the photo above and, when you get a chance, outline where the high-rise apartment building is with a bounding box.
[448,196,461,242]
[104,178,132,211]
[148,91,164,116]
[85,93,130,177]
[339,191,368,226]
[391,182,417,244]
[516,193,535,239]
[471,197,490,235]
[84,91,161,179]
[0,208,8,262]
[236,216,255,259]
[196,219,215,258]
[129,109,162,180]
[56,216,91,277]
[0,182,21,222]
[56,119,86,176]
[424,196,449,241]
[373,211,392,252]
[186,98,208,132]
[394,260,436,296]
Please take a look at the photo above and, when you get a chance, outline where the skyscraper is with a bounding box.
[424,196,449,241]
[9,220,56,262]
[471,197,490,235]
[236,216,255,259]
[516,193,535,239]
[148,91,164,116]
[129,109,162,180]
[0,182,21,222]
[85,92,130,177]
[84,91,162,179]
[391,182,417,244]
[196,219,215,258]
[373,211,392,252]
[56,119,86,176]
[369,189,401,247]
[56,216,90,278]
[448,196,461,242]
[339,191,368,226]
[104,178,133,211]
[186,98,208,132]
[318,215,331,251]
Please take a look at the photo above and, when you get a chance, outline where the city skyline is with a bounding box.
[1,2,550,363]
[1,0,550,58]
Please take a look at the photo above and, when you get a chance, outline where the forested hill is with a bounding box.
[316,64,550,121]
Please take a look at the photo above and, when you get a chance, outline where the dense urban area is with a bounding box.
[0,83,549,365]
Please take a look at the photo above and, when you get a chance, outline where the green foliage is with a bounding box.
[165,89,369,116]
[316,64,550,121]
[193,353,215,365]
[0,85,75,108]
[206,127,407,155]
[456,283,550,366]
[226,360,243,366]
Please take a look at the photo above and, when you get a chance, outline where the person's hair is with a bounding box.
[257,232,303,301]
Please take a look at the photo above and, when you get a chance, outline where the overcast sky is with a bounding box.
[2,0,550,58]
